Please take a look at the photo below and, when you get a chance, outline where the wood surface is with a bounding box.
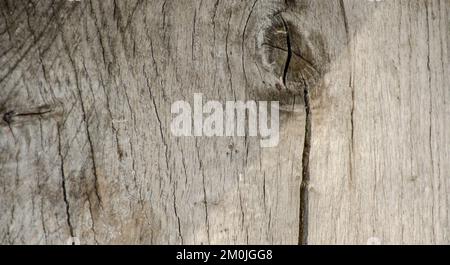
[0,0,449,244]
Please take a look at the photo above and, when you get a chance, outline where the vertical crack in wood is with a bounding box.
[195,139,211,244]
[143,66,182,243]
[273,9,314,244]
[280,15,292,89]
[339,0,355,186]
[192,9,197,61]
[299,73,311,245]
[144,69,171,181]
[277,11,312,245]
[226,11,237,101]
[57,126,74,238]
[172,182,184,244]
[241,0,259,85]
[425,2,437,242]
[62,35,103,207]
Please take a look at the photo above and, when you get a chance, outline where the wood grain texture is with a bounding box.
[0,0,448,245]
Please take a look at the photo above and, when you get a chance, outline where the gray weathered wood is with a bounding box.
[0,0,449,244]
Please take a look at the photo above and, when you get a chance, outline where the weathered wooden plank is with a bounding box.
[0,0,448,245]
[308,0,450,244]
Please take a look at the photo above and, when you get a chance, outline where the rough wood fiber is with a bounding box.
[0,0,448,245]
